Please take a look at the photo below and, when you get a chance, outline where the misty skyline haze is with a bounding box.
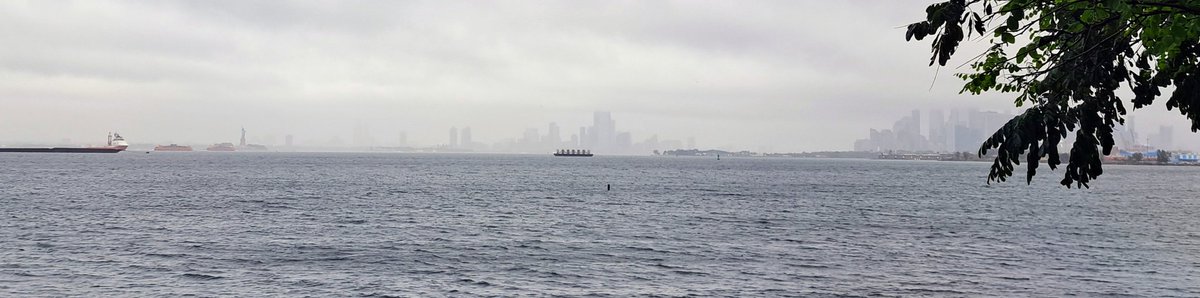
[2,1,1198,152]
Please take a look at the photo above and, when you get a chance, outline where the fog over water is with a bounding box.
[1,1,1196,151]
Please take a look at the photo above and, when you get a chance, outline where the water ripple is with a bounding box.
[0,153,1197,296]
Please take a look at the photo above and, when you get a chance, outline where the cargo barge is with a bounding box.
[0,133,129,153]
[553,149,593,157]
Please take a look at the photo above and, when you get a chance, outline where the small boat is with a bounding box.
[553,149,593,157]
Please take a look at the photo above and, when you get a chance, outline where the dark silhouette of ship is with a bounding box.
[0,133,129,153]
[553,149,593,157]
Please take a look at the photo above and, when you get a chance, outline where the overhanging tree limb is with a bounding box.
[906,0,1200,187]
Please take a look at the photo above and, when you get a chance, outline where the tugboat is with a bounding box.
[0,132,129,153]
[553,149,593,157]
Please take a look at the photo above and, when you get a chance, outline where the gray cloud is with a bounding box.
[1,0,1194,151]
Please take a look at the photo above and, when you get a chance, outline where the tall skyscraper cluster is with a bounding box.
[436,111,690,154]
[460,127,473,148]
[1150,125,1174,150]
[1112,116,1177,150]
[580,112,619,152]
[571,111,661,154]
[854,108,1014,153]
[446,126,483,150]
[487,111,690,154]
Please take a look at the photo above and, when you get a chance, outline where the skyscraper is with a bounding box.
[449,127,458,148]
[284,134,294,147]
[579,127,588,148]
[967,108,983,136]
[954,124,981,152]
[929,109,945,151]
[461,127,472,148]
[947,109,962,151]
[521,128,539,149]
[239,127,247,146]
[546,122,561,146]
[910,110,922,137]
[592,111,615,150]
[398,131,407,146]
[891,111,924,151]
[1157,125,1174,149]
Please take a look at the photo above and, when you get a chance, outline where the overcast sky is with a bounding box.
[1,0,1195,151]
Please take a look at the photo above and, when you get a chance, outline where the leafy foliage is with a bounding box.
[906,0,1200,188]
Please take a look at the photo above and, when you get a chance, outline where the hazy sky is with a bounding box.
[1,0,1195,151]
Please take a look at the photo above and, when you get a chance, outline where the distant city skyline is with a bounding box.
[10,106,1198,154]
[2,1,1199,152]
[415,111,696,154]
[856,109,1193,153]
[28,111,699,154]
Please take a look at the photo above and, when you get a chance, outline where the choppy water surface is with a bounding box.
[2,153,1198,296]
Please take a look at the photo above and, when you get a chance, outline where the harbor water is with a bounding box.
[2,153,1198,296]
